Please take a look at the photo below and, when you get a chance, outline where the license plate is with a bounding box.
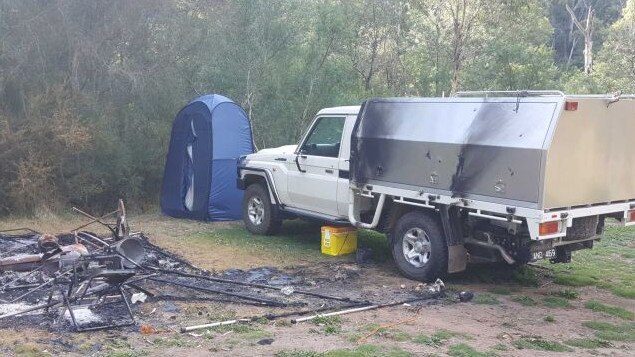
[531,248,556,261]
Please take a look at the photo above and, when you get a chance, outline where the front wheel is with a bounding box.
[391,211,448,282]
[243,183,281,235]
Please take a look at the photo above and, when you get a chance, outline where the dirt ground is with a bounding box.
[0,213,633,357]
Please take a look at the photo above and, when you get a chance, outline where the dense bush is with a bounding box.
[0,0,632,215]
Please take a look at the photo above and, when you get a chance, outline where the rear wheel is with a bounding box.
[391,211,448,282]
[243,183,281,235]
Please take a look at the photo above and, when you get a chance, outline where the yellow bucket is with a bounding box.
[321,226,357,256]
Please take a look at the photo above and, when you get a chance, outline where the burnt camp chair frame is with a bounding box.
[59,255,137,331]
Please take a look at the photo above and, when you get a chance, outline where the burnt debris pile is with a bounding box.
[0,201,444,333]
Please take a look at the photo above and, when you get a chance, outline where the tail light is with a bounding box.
[539,221,560,236]
[565,101,578,111]
[628,210,635,222]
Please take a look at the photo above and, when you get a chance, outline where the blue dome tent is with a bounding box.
[160,94,254,221]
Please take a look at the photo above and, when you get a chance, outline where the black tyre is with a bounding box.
[391,210,448,282]
[242,183,281,235]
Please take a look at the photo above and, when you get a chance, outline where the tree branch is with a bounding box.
[565,3,586,34]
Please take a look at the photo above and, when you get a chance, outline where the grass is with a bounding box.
[311,315,343,335]
[103,352,146,357]
[584,300,634,320]
[582,321,635,341]
[488,286,515,295]
[564,338,611,349]
[151,336,192,348]
[512,295,537,306]
[544,315,556,322]
[274,319,292,327]
[512,337,572,352]
[542,225,635,300]
[543,296,572,308]
[412,329,470,347]
[549,288,580,300]
[472,293,500,305]
[205,323,272,340]
[511,267,539,287]
[612,286,635,299]
[412,334,445,347]
[276,352,322,357]
[447,343,493,357]
[348,324,411,342]
[191,220,392,267]
[13,344,48,357]
[200,221,329,258]
[275,344,412,357]
[491,343,508,351]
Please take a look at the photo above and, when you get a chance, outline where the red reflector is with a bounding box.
[565,101,578,111]
[539,221,560,236]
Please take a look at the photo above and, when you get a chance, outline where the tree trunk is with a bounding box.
[566,3,594,75]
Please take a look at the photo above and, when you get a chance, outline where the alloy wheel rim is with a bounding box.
[402,227,431,267]
[247,197,265,225]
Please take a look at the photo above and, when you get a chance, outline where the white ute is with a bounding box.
[237,91,635,281]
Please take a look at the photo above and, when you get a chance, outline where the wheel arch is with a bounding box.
[383,202,437,243]
[240,169,280,205]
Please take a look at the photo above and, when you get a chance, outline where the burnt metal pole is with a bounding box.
[181,301,370,333]
[148,277,289,307]
[291,294,440,323]
[153,268,360,303]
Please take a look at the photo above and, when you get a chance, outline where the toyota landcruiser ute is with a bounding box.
[237,91,635,281]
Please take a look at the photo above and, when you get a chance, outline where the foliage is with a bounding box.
[0,0,632,214]
[595,0,635,92]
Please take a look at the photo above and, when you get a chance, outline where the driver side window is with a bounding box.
[301,116,346,158]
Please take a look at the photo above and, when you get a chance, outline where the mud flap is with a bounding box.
[448,244,468,273]
[439,206,467,273]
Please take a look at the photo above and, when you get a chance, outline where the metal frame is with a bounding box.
[348,185,635,241]
[64,268,137,332]
[455,90,566,98]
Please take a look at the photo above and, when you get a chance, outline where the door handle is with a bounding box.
[325,169,334,174]
[275,157,287,162]
[295,155,306,173]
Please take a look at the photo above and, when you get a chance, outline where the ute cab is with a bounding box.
[237,106,359,234]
